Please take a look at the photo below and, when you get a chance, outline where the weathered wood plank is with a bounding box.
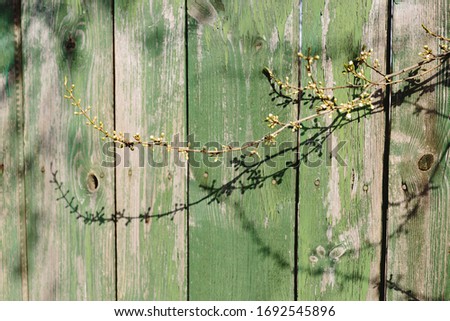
[22,0,115,299]
[187,0,299,300]
[387,0,450,300]
[0,0,26,300]
[114,0,187,300]
[297,0,386,300]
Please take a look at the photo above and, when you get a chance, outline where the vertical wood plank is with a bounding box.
[22,0,115,299]
[388,0,450,300]
[298,0,386,300]
[114,0,187,300]
[187,0,299,300]
[0,0,26,300]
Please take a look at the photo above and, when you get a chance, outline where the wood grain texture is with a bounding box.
[22,0,115,299]
[387,0,450,300]
[297,0,386,300]
[0,0,26,300]
[187,0,299,300]
[114,0,187,300]
[1,0,450,301]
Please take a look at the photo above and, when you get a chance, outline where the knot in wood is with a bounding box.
[417,154,434,171]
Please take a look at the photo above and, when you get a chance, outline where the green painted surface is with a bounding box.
[187,0,299,300]
[114,0,187,300]
[0,0,25,300]
[387,0,450,300]
[0,0,449,301]
[22,0,115,299]
[297,0,385,300]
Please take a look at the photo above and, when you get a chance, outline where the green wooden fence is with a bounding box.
[0,0,449,300]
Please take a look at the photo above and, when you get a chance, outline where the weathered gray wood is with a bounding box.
[388,0,450,300]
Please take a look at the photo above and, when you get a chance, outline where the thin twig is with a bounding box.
[64,25,450,158]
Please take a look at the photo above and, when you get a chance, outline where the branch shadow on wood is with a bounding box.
[49,101,380,222]
[387,143,449,301]
[351,141,449,301]
[49,162,165,225]
[392,60,450,120]
[50,62,448,224]
[362,140,449,300]
[383,59,450,300]
[49,63,449,298]
[386,274,420,301]
[233,202,291,271]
